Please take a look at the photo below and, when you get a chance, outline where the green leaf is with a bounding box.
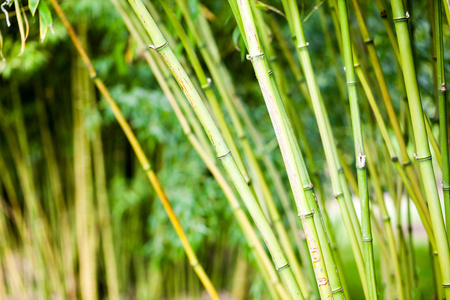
[29,0,40,16]
[38,0,52,42]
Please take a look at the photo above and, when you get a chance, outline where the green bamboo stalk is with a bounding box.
[229,0,335,297]
[280,0,368,296]
[364,137,406,299]
[49,2,219,298]
[126,0,305,298]
[285,0,364,249]
[112,3,291,297]
[194,10,314,283]
[353,50,436,240]
[434,0,450,241]
[389,0,450,298]
[425,115,442,169]
[372,0,401,65]
[171,0,252,185]
[336,1,378,298]
[361,0,432,211]
[140,3,213,157]
[158,2,252,188]
[280,88,345,300]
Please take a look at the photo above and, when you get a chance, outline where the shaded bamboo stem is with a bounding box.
[434,0,450,242]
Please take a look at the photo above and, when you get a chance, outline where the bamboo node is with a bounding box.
[190,260,199,267]
[201,78,212,90]
[298,209,314,221]
[362,237,373,242]
[303,183,314,191]
[442,181,450,191]
[413,153,432,162]
[332,287,344,294]
[270,278,279,285]
[149,42,168,52]
[364,37,374,44]
[90,71,98,79]
[443,284,450,288]
[393,12,410,23]
[347,81,357,86]
[357,153,366,169]
[217,150,231,160]
[334,192,343,199]
[232,205,241,212]
[268,70,273,76]
[297,42,309,50]
[276,262,290,271]
[391,156,398,162]
[246,53,264,61]
[142,164,151,171]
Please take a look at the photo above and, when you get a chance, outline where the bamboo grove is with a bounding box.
[0,0,449,299]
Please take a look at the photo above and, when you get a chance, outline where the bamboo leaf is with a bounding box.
[14,0,25,56]
[29,0,39,16]
[0,30,4,61]
[38,0,53,42]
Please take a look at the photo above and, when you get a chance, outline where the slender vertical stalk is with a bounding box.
[281,0,368,296]
[336,1,377,298]
[390,0,450,298]
[49,2,218,298]
[229,0,332,298]
[435,0,450,241]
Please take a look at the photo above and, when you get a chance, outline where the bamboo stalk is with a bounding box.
[336,1,378,298]
[389,0,450,298]
[111,2,292,297]
[48,2,219,298]
[125,0,306,298]
[229,0,334,297]
[434,0,450,241]
[280,0,368,296]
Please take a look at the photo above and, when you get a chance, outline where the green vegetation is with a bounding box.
[0,0,449,299]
